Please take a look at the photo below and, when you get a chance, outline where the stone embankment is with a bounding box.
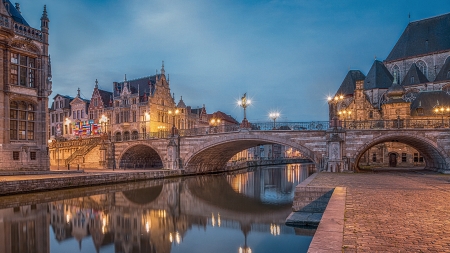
[0,169,184,196]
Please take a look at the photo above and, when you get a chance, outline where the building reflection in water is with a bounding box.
[0,164,314,253]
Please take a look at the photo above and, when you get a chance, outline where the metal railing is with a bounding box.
[337,118,450,130]
[106,119,449,143]
[249,121,329,131]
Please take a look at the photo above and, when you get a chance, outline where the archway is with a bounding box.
[119,144,163,169]
[122,185,163,205]
[354,133,448,172]
[184,135,317,173]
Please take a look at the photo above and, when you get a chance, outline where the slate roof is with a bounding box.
[401,63,429,86]
[364,60,394,90]
[386,13,450,62]
[410,91,450,116]
[114,75,159,97]
[4,0,30,26]
[435,57,450,82]
[98,89,113,107]
[336,70,366,96]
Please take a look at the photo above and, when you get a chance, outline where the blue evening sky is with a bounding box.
[15,0,450,121]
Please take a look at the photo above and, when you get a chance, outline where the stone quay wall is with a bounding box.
[0,170,185,196]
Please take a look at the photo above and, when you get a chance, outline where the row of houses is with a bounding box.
[49,63,239,140]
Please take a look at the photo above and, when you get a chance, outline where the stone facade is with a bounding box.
[330,13,450,169]
[0,2,52,170]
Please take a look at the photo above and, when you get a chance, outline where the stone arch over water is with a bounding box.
[184,134,318,173]
[353,133,449,172]
[119,144,164,169]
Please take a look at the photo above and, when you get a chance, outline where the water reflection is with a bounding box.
[0,164,315,253]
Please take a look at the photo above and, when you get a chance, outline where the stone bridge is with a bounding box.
[105,120,450,173]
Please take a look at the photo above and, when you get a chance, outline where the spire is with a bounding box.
[95,79,98,89]
[124,74,127,82]
[77,87,80,97]
[41,5,49,23]
[15,3,20,13]
[161,61,165,75]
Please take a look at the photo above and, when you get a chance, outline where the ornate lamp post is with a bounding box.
[168,108,179,137]
[269,112,280,130]
[327,95,344,129]
[238,93,251,128]
[433,103,450,126]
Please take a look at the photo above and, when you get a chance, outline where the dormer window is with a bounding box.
[410,76,415,84]
[416,108,424,116]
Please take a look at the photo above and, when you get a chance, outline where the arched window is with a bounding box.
[392,65,400,83]
[10,101,35,140]
[123,131,130,141]
[416,60,427,78]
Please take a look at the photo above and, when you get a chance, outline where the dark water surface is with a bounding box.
[0,164,315,253]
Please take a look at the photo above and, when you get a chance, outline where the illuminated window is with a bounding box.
[10,53,36,87]
[10,101,35,140]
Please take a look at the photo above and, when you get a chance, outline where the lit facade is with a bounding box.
[0,1,52,170]
[330,13,450,168]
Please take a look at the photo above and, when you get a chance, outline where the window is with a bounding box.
[60,100,63,108]
[369,111,373,119]
[94,98,98,107]
[402,153,407,162]
[372,153,376,162]
[132,111,136,122]
[410,76,415,84]
[10,53,36,87]
[414,153,419,162]
[392,65,400,83]
[89,111,93,120]
[30,152,36,160]
[416,108,424,116]
[60,113,63,122]
[10,101,35,140]
[13,151,19,160]
[447,71,450,79]
[51,114,54,123]
[416,60,427,78]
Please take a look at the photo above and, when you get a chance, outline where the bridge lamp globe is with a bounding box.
[269,112,280,129]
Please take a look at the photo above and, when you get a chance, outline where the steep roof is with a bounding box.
[114,75,159,97]
[386,13,450,62]
[364,60,394,90]
[3,0,30,26]
[435,57,450,82]
[401,63,429,86]
[336,70,365,96]
[410,91,450,116]
[98,89,113,107]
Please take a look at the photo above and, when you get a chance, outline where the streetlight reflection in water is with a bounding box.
[0,164,316,253]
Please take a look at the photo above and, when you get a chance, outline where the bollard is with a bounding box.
[68,164,70,170]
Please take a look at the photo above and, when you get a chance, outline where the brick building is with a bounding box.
[0,1,52,170]
[330,13,450,168]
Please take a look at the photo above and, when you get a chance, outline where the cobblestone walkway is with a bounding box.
[308,168,450,252]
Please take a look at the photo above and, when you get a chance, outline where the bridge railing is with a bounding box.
[338,118,450,130]
[109,119,448,143]
[249,121,329,131]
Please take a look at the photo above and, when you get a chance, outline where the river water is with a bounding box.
[0,164,316,253]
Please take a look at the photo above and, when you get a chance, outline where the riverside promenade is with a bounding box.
[306,168,450,252]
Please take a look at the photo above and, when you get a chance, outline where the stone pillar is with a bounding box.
[327,132,344,172]
[167,137,179,170]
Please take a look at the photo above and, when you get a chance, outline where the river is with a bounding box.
[0,164,316,253]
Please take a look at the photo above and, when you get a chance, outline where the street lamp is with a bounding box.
[65,117,71,138]
[327,94,344,129]
[168,108,180,137]
[433,104,450,126]
[269,112,280,130]
[210,117,221,133]
[237,93,251,123]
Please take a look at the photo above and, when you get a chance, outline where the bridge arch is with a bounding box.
[353,132,449,172]
[118,143,164,169]
[184,133,317,172]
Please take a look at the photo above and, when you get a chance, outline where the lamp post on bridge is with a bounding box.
[238,93,251,128]
[433,103,450,127]
[210,117,221,133]
[327,95,344,129]
[269,112,280,130]
[168,108,179,137]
